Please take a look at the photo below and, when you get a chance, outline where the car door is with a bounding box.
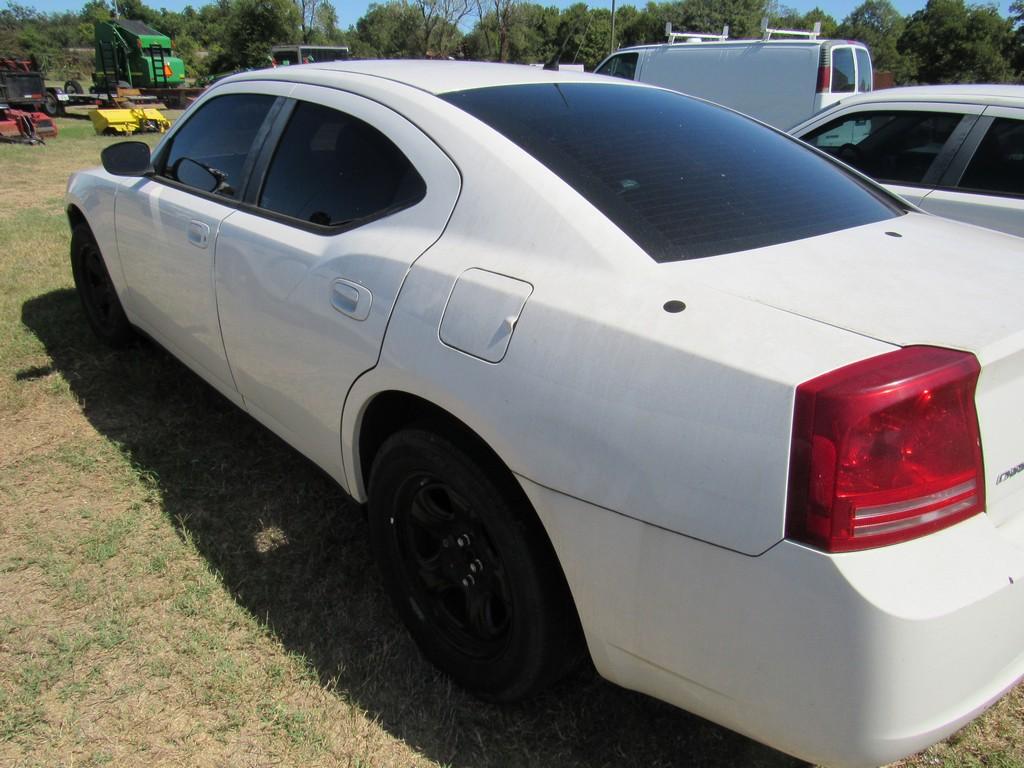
[795,102,982,207]
[214,83,461,482]
[114,83,289,400]
[918,106,1024,237]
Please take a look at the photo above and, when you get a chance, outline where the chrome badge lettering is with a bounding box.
[997,461,1024,485]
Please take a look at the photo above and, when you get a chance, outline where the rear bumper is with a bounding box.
[521,477,1024,767]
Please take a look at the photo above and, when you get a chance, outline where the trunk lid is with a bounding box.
[676,212,1024,529]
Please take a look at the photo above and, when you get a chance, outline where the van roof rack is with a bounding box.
[760,18,821,40]
[665,23,729,44]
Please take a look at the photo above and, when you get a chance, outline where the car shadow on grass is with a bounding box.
[22,288,806,768]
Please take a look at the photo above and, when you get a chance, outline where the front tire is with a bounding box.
[70,223,134,347]
[368,428,582,702]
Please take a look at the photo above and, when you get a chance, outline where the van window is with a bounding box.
[855,48,872,92]
[442,83,900,262]
[596,52,638,80]
[803,111,962,185]
[831,48,856,93]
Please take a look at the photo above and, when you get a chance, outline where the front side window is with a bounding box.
[957,117,1024,196]
[258,100,426,227]
[596,52,639,80]
[855,48,872,93]
[162,93,276,199]
[831,47,856,94]
[442,83,899,262]
[803,110,962,185]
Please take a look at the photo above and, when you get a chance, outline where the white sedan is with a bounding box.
[66,61,1024,768]
[790,84,1024,237]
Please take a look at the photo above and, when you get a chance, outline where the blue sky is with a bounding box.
[23,0,1016,28]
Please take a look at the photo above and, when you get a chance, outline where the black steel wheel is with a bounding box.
[368,428,582,701]
[42,91,62,118]
[70,223,134,347]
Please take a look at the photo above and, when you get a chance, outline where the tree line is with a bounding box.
[2,0,1022,84]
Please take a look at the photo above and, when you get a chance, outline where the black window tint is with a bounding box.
[803,111,961,185]
[856,48,872,92]
[442,84,898,262]
[958,118,1024,196]
[163,94,275,199]
[831,47,855,93]
[259,101,426,227]
[596,52,638,80]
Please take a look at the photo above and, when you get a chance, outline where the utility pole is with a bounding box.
[610,0,616,55]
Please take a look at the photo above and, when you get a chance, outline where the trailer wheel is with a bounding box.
[42,91,62,118]
[64,80,83,95]
[71,224,134,348]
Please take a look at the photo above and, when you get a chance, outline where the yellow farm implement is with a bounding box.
[89,107,169,135]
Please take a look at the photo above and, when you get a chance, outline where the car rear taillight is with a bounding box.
[816,65,831,93]
[787,346,984,553]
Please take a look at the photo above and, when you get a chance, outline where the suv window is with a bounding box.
[162,94,276,199]
[258,100,426,227]
[831,47,856,93]
[958,117,1024,196]
[855,48,872,92]
[442,83,899,262]
[596,52,639,80]
[803,111,962,185]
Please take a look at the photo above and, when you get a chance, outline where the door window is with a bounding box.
[831,47,856,93]
[855,48,872,92]
[595,52,639,80]
[957,117,1024,196]
[802,110,962,184]
[258,100,426,227]
[162,93,276,199]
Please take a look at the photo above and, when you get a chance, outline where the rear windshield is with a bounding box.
[441,83,900,261]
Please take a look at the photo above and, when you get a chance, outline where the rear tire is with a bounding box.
[368,428,582,701]
[42,91,62,117]
[64,79,83,95]
[70,223,134,348]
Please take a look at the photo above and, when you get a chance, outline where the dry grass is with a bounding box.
[0,111,1021,768]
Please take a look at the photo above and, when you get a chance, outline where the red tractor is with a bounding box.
[0,57,58,143]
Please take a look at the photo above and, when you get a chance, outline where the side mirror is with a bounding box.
[101,141,153,176]
[173,157,219,193]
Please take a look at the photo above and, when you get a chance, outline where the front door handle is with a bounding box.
[188,220,210,249]
[330,279,372,321]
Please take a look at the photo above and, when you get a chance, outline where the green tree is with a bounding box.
[351,1,422,57]
[837,0,914,82]
[208,0,300,72]
[899,0,1015,83]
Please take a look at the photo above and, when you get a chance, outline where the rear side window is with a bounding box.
[596,52,639,80]
[162,93,276,199]
[442,83,899,261]
[831,47,856,94]
[855,48,872,92]
[258,101,426,227]
[803,111,962,185]
[957,117,1024,196]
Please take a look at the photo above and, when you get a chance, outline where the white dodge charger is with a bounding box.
[66,61,1024,767]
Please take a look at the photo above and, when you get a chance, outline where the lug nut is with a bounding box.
[469,559,483,573]
[456,534,471,548]
[461,574,476,587]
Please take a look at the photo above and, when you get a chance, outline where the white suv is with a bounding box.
[791,85,1024,237]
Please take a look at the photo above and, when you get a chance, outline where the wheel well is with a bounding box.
[67,205,87,233]
[358,391,508,495]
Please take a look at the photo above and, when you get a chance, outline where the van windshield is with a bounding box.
[441,83,901,261]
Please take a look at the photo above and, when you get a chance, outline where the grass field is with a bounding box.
[1,113,1022,768]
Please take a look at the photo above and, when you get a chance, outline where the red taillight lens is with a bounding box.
[787,346,984,553]
[816,65,831,93]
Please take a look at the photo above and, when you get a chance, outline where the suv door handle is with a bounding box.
[330,279,372,321]
[188,220,210,249]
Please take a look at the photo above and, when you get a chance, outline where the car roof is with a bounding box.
[234,60,607,95]
[821,84,1024,110]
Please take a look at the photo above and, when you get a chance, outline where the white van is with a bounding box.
[594,25,873,129]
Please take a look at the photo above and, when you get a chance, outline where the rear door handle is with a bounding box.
[330,279,372,321]
[188,220,210,249]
